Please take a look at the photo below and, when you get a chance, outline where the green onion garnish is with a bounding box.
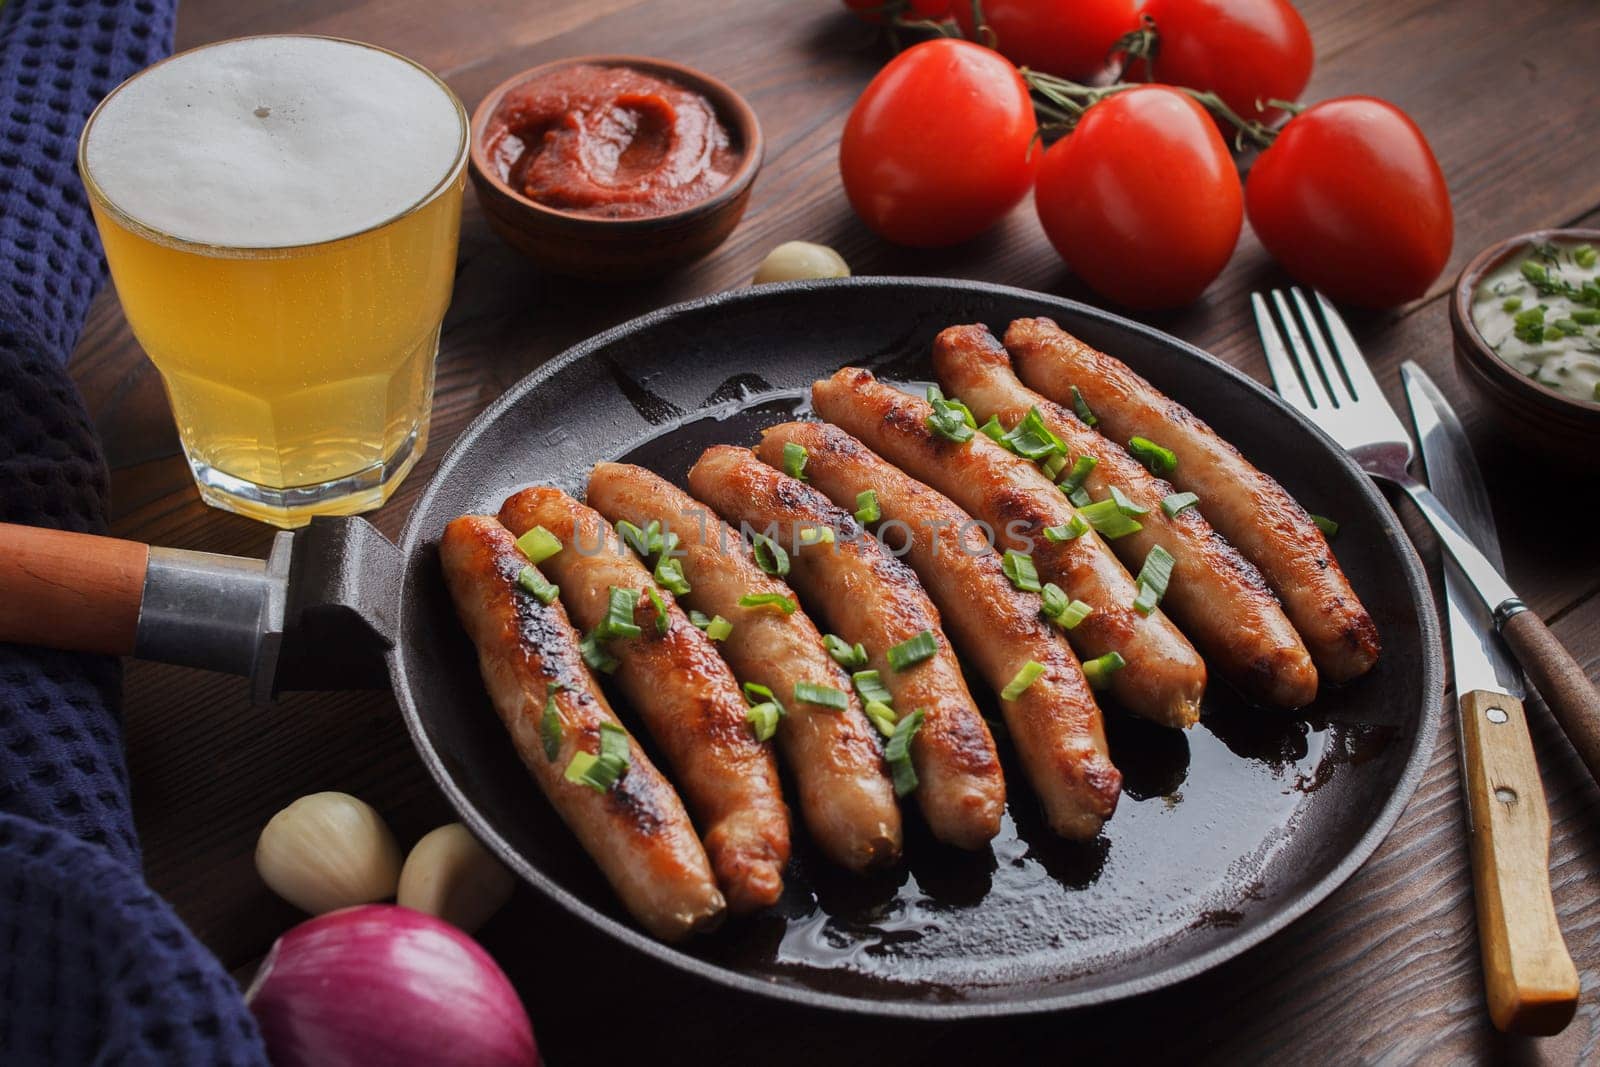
[1078,498,1143,539]
[539,682,564,761]
[517,565,560,605]
[746,702,782,742]
[515,525,563,565]
[884,708,926,796]
[1127,436,1177,476]
[1058,454,1097,492]
[999,407,1067,461]
[1067,484,1093,508]
[794,681,848,710]
[1081,651,1126,691]
[798,524,835,546]
[653,555,691,595]
[926,385,976,443]
[863,700,898,738]
[1041,452,1069,480]
[1071,385,1098,426]
[1132,545,1175,616]
[824,634,869,669]
[1108,485,1149,515]
[1576,244,1597,269]
[1039,583,1092,630]
[705,615,732,640]
[886,629,937,670]
[751,534,790,577]
[1161,491,1199,517]
[854,489,880,524]
[579,630,619,673]
[646,587,670,634]
[978,415,1007,443]
[1513,305,1547,344]
[1002,549,1041,592]
[1042,515,1088,542]
[742,680,783,710]
[1001,660,1046,701]
[595,586,642,640]
[1311,514,1339,539]
[564,721,631,792]
[615,519,662,558]
[783,441,809,481]
[739,592,796,614]
[1572,308,1600,325]
[1058,599,1093,629]
[1501,296,1523,313]
[852,669,892,705]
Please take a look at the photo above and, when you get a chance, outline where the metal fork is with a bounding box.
[1252,287,1599,758]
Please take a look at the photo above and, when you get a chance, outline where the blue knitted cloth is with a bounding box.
[0,2,267,1062]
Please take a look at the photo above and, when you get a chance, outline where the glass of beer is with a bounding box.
[78,35,469,527]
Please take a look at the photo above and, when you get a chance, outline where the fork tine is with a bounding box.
[1312,290,1385,403]
[1251,292,1313,412]
[1269,290,1335,410]
[1289,288,1355,406]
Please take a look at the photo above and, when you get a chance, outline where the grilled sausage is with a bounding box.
[758,423,1120,840]
[585,462,903,871]
[439,515,725,940]
[935,324,1319,709]
[812,366,1206,728]
[688,445,1005,851]
[498,487,790,913]
[1004,316,1379,682]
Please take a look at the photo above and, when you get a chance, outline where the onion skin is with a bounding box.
[247,905,538,1067]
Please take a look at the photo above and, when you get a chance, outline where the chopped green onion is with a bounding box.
[516,565,560,605]
[579,630,619,673]
[1521,260,1550,286]
[854,489,881,524]
[539,682,564,761]
[1042,515,1089,542]
[739,592,796,614]
[1078,498,1143,539]
[886,629,938,670]
[704,615,733,640]
[1571,308,1600,325]
[1161,491,1200,517]
[1552,317,1583,336]
[852,669,892,705]
[751,534,790,577]
[746,702,782,742]
[1001,549,1041,592]
[1057,599,1093,629]
[863,700,898,738]
[614,519,665,558]
[1513,305,1547,344]
[1040,452,1069,480]
[1132,545,1176,616]
[1058,454,1097,492]
[884,709,926,796]
[1081,651,1126,691]
[595,586,642,640]
[515,525,563,565]
[927,385,976,426]
[564,722,631,792]
[926,385,976,443]
[999,407,1067,461]
[1039,582,1092,630]
[1501,296,1523,312]
[1001,660,1047,701]
[783,441,809,481]
[742,680,782,709]
[978,415,1007,443]
[1311,514,1339,539]
[794,681,848,710]
[1071,385,1098,426]
[824,635,869,669]
[653,555,691,595]
[1067,484,1092,508]
[1108,485,1149,515]
[1127,436,1178,476]
[1576,244,1597,269]
[563,751,602,789]
[646,587,670,634]
[798,524,835,545]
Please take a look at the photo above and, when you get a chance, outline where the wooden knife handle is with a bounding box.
[0,522,149,655]
[1501,609,1600,786]
[1459,688,1579,1035]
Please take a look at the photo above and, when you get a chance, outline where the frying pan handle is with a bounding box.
[0,524,149,655]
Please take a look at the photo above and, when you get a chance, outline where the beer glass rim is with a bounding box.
[77,33,470,255]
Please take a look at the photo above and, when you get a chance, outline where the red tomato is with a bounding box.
[1246,97,1452,307]
[840,39,1039,247]
[1035,85,1242,308]
[952,0,1146,80]
[842,0,953,25]
[1130,0,1312,125]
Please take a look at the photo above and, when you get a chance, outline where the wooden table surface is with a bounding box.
[67,0,1600,1062]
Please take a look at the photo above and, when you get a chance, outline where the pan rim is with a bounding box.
[391,275,1444,1019]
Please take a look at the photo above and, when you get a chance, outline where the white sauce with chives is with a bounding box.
[1470,239,1600,403]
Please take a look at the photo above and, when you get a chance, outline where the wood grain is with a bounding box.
[0,524,147,655]
[60,0,1600,1062]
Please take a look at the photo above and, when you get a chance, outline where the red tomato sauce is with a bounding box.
[484,64,740,219]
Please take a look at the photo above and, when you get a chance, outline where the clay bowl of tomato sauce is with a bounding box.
[469,56,763,280]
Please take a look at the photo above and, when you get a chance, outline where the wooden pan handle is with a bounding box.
[1500,610,1600,787]
[1459,688,1579,1035]
[0,522,150,655]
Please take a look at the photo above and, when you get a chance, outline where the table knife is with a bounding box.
[1402,361,1578,1036]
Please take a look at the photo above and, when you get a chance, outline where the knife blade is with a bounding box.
[1400,360,1577,1036]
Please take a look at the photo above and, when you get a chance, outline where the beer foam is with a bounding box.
[84,36,465,249]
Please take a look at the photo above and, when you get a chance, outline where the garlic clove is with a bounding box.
[397,823,516,934]
[751,240,851,285]
[256,792,402,915]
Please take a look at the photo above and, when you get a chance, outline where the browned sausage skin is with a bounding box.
[439,515,725,940]
[758,422,1121,840]
[497,487,790,913]
[934,324,1319,710]
[585,462,903,871]
[1003,316,1379,682]
[688,444,1006,851]
[812,366,1206,729]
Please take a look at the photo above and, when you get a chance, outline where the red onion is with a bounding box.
[246,904,538,1066]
